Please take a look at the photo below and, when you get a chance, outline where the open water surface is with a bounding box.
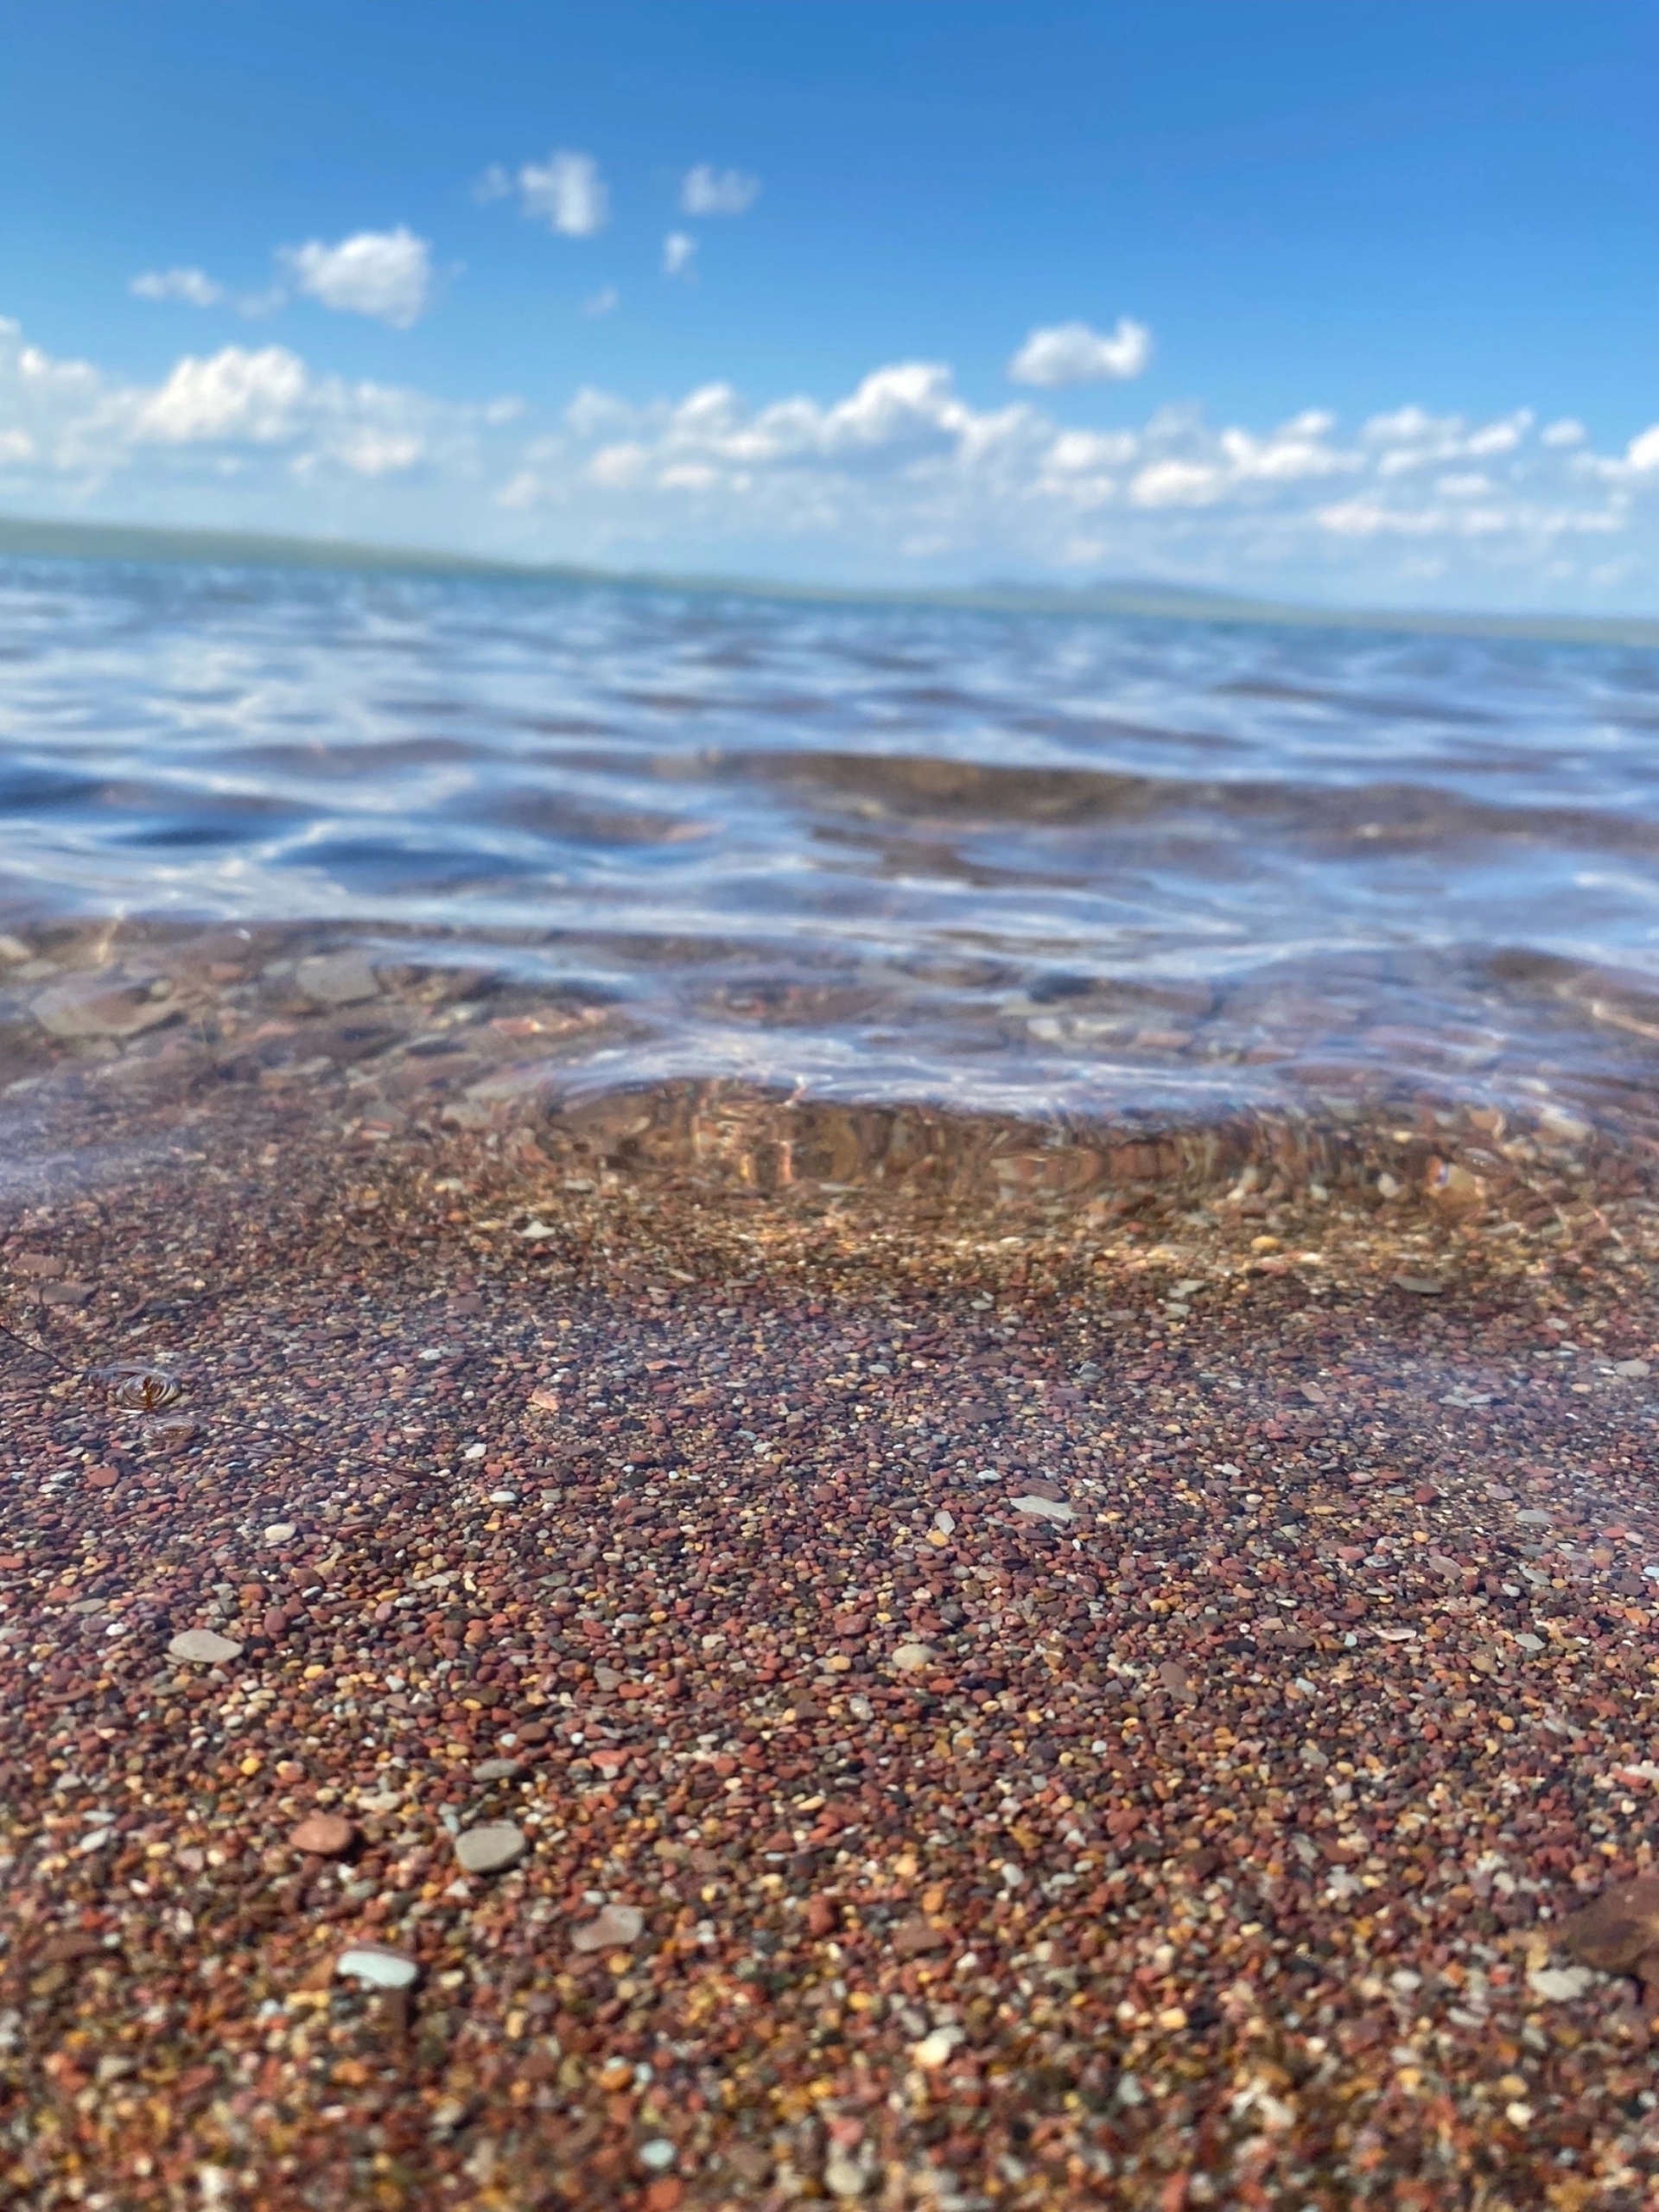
[3,554,1659,1134]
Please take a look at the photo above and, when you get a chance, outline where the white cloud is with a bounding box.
[1625,423,1659,476]
[135,346,309,442]
[1008,318,1153,388]
[0,318,507,499]
[130,267,226,308]
[1315,496,1621,542]
[1131,458,1226,508]
[516,150,608,238]
[1466,412,1532,456]
[680,163,761,217]
[588,442,652,489]
[1046,429,1138,473]
[314,426,426,478]
[473,163,512,205]
[279,227,433,328]
[1541,418,1586,448]
[581,284,620,319]
[1436,472,1493,499]
[662,232,698,279]
[1218,417,1351,483]
[565,385,635,438]
[1365,406,1536,479]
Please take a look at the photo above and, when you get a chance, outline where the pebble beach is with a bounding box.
[8,933,1659,2208]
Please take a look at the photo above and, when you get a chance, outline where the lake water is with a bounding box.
[4,554,1659,1142]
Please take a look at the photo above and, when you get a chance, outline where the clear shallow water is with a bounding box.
[3,553,1659,1128]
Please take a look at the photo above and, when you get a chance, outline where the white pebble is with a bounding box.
[263,1522,296,1546]
[335,1946,418,1990]
[891,1643,934,1673]
[639,2140,676,2172]
[1528,1965,1595,2002]
[911,2025,963,2069]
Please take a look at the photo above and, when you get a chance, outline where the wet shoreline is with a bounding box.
[3,913,1653,1233]
[6,555,1659,1153]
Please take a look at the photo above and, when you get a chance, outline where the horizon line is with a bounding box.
[1,510,1655,651]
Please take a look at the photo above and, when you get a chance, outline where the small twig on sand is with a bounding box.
[0,1313,83,1377]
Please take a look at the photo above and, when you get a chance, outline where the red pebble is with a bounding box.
[289,1813,357,1857]
[84,1466,120,1489]
[807,1896,839,1937]
[263,1607,288,1639]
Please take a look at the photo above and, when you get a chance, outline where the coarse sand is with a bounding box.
[6,1030,1659,2208]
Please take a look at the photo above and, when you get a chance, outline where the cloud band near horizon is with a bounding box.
[0,315,1653,611]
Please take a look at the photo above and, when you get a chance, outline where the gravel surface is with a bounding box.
[6,1023,1659,2208]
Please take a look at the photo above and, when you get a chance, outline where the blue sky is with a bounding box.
[1,0,1655,609]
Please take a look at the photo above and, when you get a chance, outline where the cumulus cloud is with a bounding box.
[0,317,517,499]
[1008,318,1153,388]
[662,232,698,279]
[516,150,609,238]
[130,267,226,308]
[1362,405,1536,480]
[135,346,308,443]
[279,227,434,328]
[680,163,761,217]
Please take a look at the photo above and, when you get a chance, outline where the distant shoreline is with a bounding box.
[1,509,1655,650]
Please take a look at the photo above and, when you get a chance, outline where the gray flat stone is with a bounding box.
[294,951,380,1007]
[1011,1494,1077,1523]
[34,976,177,1040]
[168,1628,244,1665]
[454,1820,527,1874]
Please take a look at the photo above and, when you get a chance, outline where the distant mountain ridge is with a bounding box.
[1,512,1654,650]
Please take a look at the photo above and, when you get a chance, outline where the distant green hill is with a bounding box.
[1,511,1654,650]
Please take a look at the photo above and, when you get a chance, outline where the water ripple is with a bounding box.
[2,554,1658,1123]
